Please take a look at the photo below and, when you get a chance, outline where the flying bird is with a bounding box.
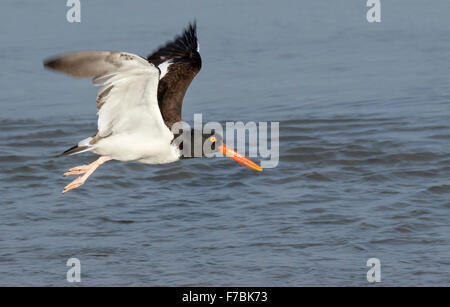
[44,23,262,194]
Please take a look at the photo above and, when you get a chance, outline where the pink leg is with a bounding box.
[62,156,112,194]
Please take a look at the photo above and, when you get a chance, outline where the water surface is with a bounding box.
[0,0,449,286]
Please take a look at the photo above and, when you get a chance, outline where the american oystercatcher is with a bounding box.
[44,22,262,194]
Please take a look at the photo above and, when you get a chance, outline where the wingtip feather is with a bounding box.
[147,21,200,67]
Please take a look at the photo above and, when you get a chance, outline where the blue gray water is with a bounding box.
[1,0,449,286]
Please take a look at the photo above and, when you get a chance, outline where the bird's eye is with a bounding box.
[209,136,216,142]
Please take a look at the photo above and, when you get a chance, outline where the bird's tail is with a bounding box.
[59,137,94,157]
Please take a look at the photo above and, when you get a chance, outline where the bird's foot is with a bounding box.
[63,164,93,176]
[61,156,112,194]
[62,176,86,194]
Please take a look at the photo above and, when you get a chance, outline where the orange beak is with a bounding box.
[219,143,263,172]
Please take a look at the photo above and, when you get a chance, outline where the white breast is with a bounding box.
[92,131,181,164]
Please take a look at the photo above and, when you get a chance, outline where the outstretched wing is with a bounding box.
[44,51,171,143]
[147,22,202,129]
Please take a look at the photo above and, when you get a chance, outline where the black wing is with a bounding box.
[148,22,201,67]
[147,22,202,129]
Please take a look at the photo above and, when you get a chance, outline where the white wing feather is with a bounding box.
[45,51,177,163]
[93,59,165,138]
